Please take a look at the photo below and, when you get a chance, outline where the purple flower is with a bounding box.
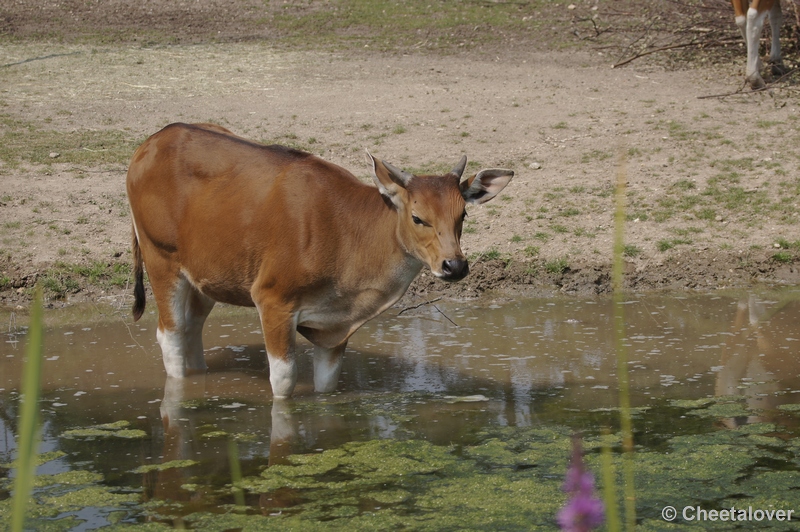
[557,492,605,532]
[557,434,605,532]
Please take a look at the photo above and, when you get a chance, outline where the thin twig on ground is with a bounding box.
[398,297,443,315]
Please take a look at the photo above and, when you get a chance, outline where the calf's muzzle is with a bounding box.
[441,258,469,281]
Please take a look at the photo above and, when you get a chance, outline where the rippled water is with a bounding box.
[2,290,800,528]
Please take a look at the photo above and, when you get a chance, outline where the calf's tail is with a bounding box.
[132,225,146,321]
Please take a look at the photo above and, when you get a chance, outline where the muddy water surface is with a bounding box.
[2,290,800,529]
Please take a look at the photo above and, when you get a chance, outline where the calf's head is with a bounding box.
[369,153,513,282]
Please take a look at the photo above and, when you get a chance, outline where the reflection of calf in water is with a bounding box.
[715,294,800,428]
[143,376,301,519]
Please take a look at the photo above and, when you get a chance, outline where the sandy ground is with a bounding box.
[1,5,800,312]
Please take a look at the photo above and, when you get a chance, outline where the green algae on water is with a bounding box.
[777,403,800,413]
[61,420,147,440]
[1,450,66,469]
[132,460,200,474]
[670,395,756,419]
[230,431,567,530]
[0,463,141,530]
[668,397,715,409]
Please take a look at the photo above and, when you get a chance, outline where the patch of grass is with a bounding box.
[657,237,692,252]
[469,248,511,266]
[544,256,568,274]
[671,227,703,236]
[775,237,800,249]
[269,0,549,52]
[672,179,696,191]
[772,251,794,263]
[622,244,642,257]
[523,245,540,258]
[657,240,675,252]
[510,235,523,243]
[696,207,716,221]
[580,149,612,164]
[0,115,138,167]
[626,212,648,222]
[39,261,131,298]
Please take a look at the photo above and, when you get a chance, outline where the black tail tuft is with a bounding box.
[132,226,146,321]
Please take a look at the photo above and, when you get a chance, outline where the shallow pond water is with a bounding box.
[2,290,800,530]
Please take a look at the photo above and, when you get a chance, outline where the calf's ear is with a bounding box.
[460,169,514,205]
[367,151,413,207]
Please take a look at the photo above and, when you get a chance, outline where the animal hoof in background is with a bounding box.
[747,74,766,90]
[770,61,788,76]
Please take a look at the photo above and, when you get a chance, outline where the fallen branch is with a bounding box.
[612,37,738,68]
[433,304,459,327]
[698,67,799,99]
[398,297,442,315]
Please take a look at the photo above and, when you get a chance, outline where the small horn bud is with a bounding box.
[451,155,467,179]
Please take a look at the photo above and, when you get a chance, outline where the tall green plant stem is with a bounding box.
[11,287,44,532]
[613,157,636,531]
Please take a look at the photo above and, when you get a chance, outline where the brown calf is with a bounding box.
[126,123,513,397]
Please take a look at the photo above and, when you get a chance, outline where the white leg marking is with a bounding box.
[157,326,189,378]
[268,354,297,399]
[156,275,213,377]
[256,305,299,397]
[313,345,344,393]
[735,14,747,41]
[745,7,768,88]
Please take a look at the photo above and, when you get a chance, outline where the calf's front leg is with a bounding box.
[257,306,299,398]
[312,342,346,393]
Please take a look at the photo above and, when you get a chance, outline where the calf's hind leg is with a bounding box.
[151,269,215,377]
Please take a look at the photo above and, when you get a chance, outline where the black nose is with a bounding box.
[441,259,469,281]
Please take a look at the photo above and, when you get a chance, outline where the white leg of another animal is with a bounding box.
[735,14,747,42]
[313,344,344,393]
[746,7,768,88]
[768,3,783,67]
[267,354,297,399]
